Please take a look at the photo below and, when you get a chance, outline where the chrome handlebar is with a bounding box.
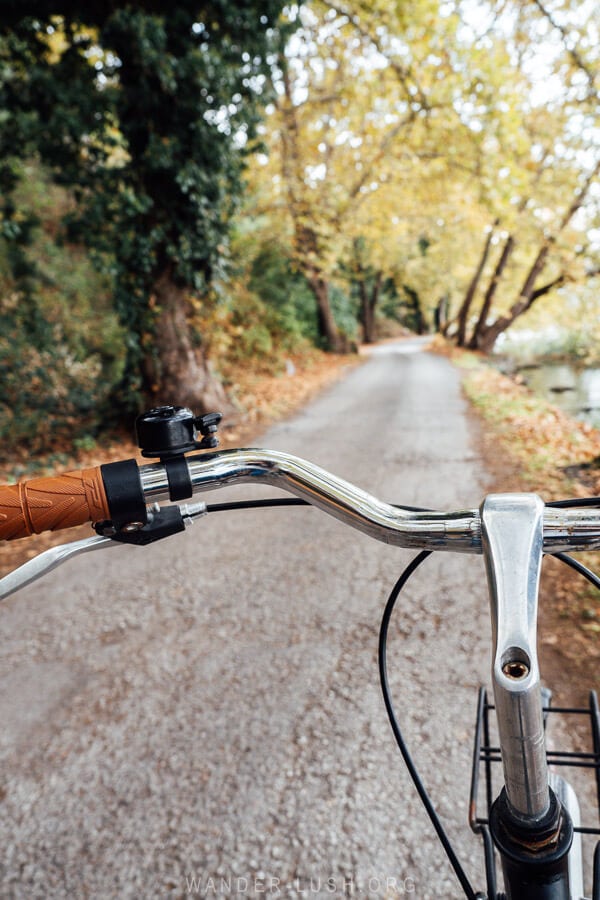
[141,448,600,554]
[2,448,600,603]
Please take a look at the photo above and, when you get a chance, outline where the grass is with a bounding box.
[458,353,600,499]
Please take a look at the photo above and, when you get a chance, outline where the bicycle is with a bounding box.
[1,403,600,899]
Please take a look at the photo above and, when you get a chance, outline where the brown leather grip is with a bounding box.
[0,467,110,541]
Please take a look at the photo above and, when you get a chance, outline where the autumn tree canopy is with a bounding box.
[245,0,599,350]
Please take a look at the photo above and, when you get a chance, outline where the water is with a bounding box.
[513,361,600,430]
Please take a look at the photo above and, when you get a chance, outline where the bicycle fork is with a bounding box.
[481,495,576,900]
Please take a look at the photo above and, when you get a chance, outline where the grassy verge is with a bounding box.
[435,338,600,702]
[0,350,360,578]
[460,355,600,498]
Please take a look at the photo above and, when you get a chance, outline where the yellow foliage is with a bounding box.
[247,0,600,334]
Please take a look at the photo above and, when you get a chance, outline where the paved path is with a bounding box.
[0,343,498,898]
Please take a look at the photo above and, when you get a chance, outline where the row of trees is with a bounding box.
[1,0,598,454]
[248,0,599,353]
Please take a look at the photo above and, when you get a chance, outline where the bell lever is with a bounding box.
[136,406,222,459]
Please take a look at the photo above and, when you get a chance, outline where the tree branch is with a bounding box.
[322,0,430,109]
[530,0,598,96]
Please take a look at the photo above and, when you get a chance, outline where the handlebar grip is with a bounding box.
[0,467,110,541]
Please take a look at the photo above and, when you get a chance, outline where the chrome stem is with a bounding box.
[481,493,549,820]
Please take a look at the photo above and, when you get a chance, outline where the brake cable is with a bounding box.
[378,551,480,898]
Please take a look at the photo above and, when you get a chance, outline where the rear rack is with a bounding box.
[469,687,600,897]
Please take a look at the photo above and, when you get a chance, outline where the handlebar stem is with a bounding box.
[481,493,549,821]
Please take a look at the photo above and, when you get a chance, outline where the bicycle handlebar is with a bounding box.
[2,448,600,553]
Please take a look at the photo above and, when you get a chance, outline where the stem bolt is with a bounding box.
[502,660,530,679]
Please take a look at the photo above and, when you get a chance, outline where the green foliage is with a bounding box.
[248,242,319,343]
[226,291,305,366]
[377,281,402,322]
[328,282,359,347]
[249,241,358,349]
[194,231,319,373]
[0,163,126,459]
[378,280,430,335]
[193,283,311,379]
[1,1,287,411]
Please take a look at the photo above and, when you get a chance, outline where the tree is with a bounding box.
[0,1,285,414]
[251,1,475,350]
[468,160,600,351]
[443,0,600,351]
[336,0,600,353]
[250,0,551,349]
[0,162,127,456]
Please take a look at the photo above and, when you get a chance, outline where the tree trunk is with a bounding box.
[468,234,515,350]
[455,222,498,346]
[403,284,427,334]
[279,66,349,355]
[359,271,382,344]
[434,295,449,334]
[307,272,349,352]
[470,160,600,353]
[474,244,551,353]
[359,281,373,343]
[143,270,232,415]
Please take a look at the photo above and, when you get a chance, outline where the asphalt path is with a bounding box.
[0,341,507,898]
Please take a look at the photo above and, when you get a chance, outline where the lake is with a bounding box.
[511,361,600,430]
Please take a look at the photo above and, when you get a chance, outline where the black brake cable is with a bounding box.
[206,498,310,512]
[551,552,600,590]
[378,551,478,900]
[546,497,600,508]
[206,499,431,513]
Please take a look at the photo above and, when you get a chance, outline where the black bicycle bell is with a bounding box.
[136,405,222,459]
